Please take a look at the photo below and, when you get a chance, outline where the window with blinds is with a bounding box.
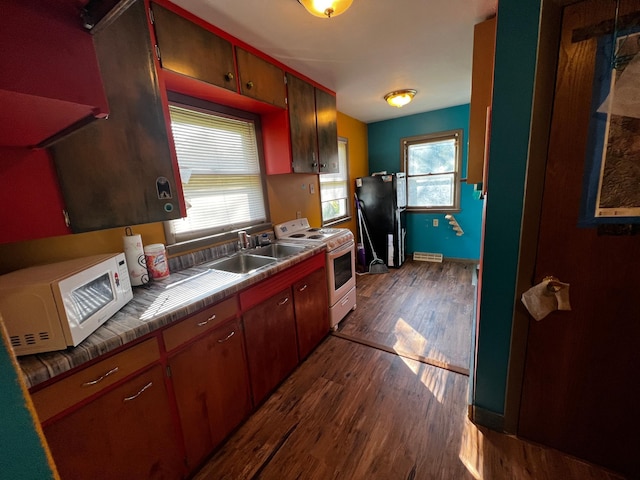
[320,137,350,224]
[166,104,268,244]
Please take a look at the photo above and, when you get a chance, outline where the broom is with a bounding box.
[355,194,389,274]
[354,194,366,271]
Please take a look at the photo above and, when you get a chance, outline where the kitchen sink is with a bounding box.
[252,243,306,259]
[208,254,277,274]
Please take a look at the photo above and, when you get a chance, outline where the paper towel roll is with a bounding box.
[123,234,149,286]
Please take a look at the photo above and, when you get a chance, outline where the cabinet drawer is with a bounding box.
[163,296,238,352]
[32,339,160,422]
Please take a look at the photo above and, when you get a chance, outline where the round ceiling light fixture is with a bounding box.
[297,0,354,18]
[384,89,417,108]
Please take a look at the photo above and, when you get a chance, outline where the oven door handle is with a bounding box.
[327,239,354,258]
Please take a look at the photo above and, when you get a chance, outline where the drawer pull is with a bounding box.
[123,381,153,402]
[197,314,216,327]
[82,366,119,387]
[225,72,234,81]
[246,81,254,90]
[298,284,308,292]
[217,330,235,343]
[278,296,289,306]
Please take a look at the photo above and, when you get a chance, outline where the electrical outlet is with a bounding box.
[309,183,315,194]
[433,219,439,227]
[296,211,302,219]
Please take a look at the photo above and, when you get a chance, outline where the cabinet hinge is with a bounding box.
[62,209,71,228]
[284,74,288,85]
[166,365,172,378]
[155,44,161,61]
[148,7,155,24]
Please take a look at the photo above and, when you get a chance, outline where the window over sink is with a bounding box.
[164,95,269,246]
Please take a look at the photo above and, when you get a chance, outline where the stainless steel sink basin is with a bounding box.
[252,243,306,259]
[208,254,276,274]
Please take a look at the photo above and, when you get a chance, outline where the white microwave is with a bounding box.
[0,253,133,356]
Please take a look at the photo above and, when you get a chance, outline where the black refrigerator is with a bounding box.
[355,173,407,268]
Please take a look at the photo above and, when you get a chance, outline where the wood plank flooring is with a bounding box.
[338,259,475,375]
[194,336,622,479]
[194,260,623,479]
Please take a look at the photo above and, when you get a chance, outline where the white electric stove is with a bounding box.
[274,218,356,328]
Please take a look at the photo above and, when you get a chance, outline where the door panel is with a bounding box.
[518,1,640,477]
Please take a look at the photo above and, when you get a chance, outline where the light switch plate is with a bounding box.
[309,183,315,194]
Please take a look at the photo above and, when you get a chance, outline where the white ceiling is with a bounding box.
[170,0,498,124]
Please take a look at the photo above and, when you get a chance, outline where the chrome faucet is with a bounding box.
[238,231,250,250]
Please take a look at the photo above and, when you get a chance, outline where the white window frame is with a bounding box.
[401,129,462,212]
[163,94,270,250]
[320,137,350,225]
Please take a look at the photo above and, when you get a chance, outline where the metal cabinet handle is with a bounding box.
[123,382,153,402]
[278,296,289,306]
[82,366,119,387]
[225,72,234,81]
[217,330,235,343]
[246,81,254,90]
[197,314,216,327]
[320,163,327,169]
[298,284,308,292]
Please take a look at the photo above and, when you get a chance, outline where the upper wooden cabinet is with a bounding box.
[287,73,339,174]
[0,0,109,147]
[467,16,496,185]
[50,0,184,232]
[236,48,287,108]
[151,2,236,93]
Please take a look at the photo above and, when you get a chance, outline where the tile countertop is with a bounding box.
[18,242,331,390]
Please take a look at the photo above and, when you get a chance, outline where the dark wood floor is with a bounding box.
[337,259,475,375]
[194,261,623,480]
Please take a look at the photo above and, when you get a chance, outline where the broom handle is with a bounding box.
[358,202,381,261]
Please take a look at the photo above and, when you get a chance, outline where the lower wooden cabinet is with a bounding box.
[43,365,185,480]
[168,318,251,469]
[293,267,330,360]
[243,287,299,405]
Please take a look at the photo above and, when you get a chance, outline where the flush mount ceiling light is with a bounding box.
[384,89,417,108]
[297,0,353,18]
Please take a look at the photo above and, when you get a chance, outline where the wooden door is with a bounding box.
[287,73,318,173]
[236,48,286,108]
[293,268,329,359]
[518,1,640,477]
[243,287,298,405]
[43,365,184,480]
[315,88,339,173]
[169,318,252,470]
[151,3,236,92]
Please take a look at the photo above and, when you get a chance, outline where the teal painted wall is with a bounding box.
[0,337,54,478]
[367,104,483,260]
[473,0,542,415]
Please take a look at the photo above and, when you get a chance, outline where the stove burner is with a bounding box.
[308,234,324,239]
[307,228,321,232]
[290,233,306,238]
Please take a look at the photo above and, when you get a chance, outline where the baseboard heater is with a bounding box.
[413,252,443,263]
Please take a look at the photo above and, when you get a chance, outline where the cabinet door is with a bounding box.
[315,88,339,174]
[151,3,236,92]
[243,287,298,405]
[467,17,496,185]
[293,268,329,359]
[43,365,184,480]
[287,73,318,173]
[51,0,182,232]
[236,48,286,108]
[169,319,251,470]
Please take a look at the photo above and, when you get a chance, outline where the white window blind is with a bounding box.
[167,105,267,243]
[320,138,350,224]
